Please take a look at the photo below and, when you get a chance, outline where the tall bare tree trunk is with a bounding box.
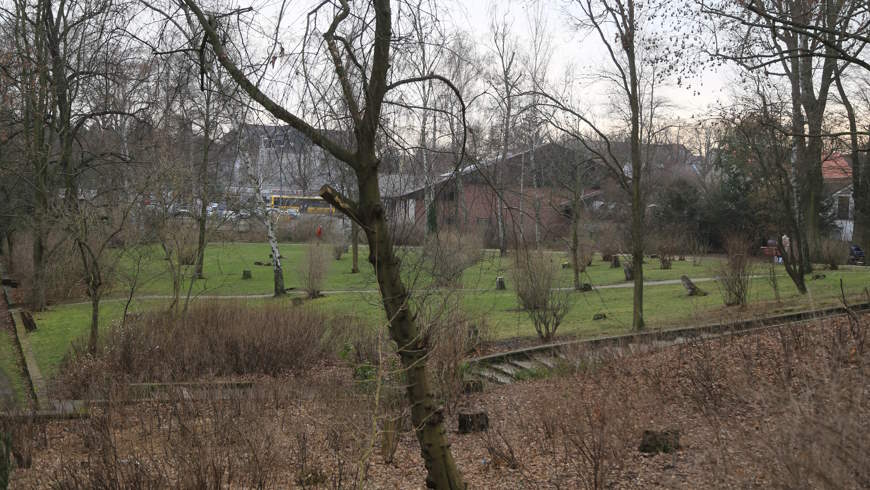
[186,0,466,484]
[88,292,100,354]
[571,197,581,291]
[32,225,46,310]
[4,233,13,272]
[351,221,359,273]
[627,1,645,331]
[835,69,869,250]
[327,164,465,489]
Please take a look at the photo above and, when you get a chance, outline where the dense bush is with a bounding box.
[422,230,483,287]
[815,239,849,270]
[11,232,86,304]
[53,302,342,398]
[513,250,572,341]
[717,235,753,307]
[297,241,329,298]
[594,222,624,261]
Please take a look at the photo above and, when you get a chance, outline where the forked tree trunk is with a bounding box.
[186,0,466,485]
[336,166,465,489]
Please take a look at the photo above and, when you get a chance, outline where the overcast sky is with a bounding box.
[451,1,736,118]
[247,0,738,123]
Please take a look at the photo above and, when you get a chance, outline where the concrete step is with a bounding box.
[474,367,514,385]
[508,359,543,372]
[489,362,521,378]
[530,355,558,369]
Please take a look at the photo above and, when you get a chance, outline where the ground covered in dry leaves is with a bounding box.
[8,312,870,489]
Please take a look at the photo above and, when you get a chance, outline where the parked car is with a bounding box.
[171,206,193,218]
[848,244,865,265]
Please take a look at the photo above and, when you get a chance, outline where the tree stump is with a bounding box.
[458,411,489,434]
[241,270,252,280]
[593,313,607,320]
[680,275,707,296]
[623,262,633,281]
[578,283,592,292]
[495,277,506,290]
[638,429,681,454]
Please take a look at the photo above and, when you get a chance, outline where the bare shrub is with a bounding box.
[652,229,683,270]
[513,250,572,341]
[529,371,636,490]
[53,301,341,398]
[767,261,781,302]
[481,429,521,470]
[298,241,329,298]
[570,239,595,273]
[424,305,489,412]
[422,230,483,287]
[281,215,318,242]
[13,232,86,304]
[717,235,753,307]
[388,220,423,246]
[689,235,709,266]
[159,220,198,265]
[596,223,623,261]
[564,397,629,490]
[332,241,347,260]
[39,375,374,489]
[816,239,849,270]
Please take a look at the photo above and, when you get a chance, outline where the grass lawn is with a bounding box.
[29,299,167,379]
[28,256,870,383]
[103,242,743,299]
[0,326,28,406]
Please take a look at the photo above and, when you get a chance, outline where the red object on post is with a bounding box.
[316,225,323,239]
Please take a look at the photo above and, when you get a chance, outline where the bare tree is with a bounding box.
[698,0,866,267]
[521,0,554,247]
[835,70,870,250]
[539,0,660,330]
[486,9,523,256]
[175,0,468,486]
[717,78,809,293]
[1,0,133,310]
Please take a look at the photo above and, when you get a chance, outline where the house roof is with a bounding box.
[823,153,852,181]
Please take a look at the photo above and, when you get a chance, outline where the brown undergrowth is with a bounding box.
[8,311,870,489]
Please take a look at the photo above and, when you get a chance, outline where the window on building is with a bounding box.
[837,195,851,220]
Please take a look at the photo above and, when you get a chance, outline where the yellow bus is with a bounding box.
[269,195,335,215]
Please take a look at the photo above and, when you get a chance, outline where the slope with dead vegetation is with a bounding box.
[6,309,870,488]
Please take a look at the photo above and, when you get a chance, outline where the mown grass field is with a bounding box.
[19,240,870,385]
[106,242,743,297]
